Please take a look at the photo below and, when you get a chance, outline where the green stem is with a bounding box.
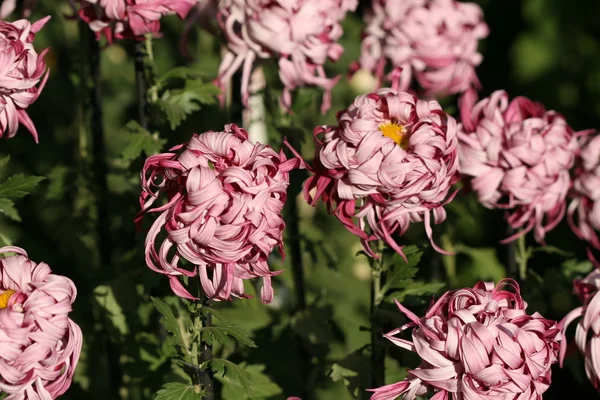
[195,297,214,399]
[370,243,385,389]
[516,234,528,281]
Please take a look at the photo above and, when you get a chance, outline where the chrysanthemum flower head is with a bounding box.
[216,0,357,114]
[137,124,300,303]
[356,0,488,96]
[0,16,49,143]
[560,268,600,391]
[458,89,578,243]
[568,134,600,261]
[0,246,82,400]
[304,85,459,259]
[370,279,562,400]
[78,0,195,42]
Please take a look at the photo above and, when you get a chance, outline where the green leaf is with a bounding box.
[290,305,334,344]
[209,359,253,395]
[0,174,45,199]
[121,121,166,161]
[0,198,20,221]
[532,245,573,257]
[93,285,128,336]
[329,348,370,397]
[379,246,433,303]
[156,67,209,88]
[218,364,282,400]
[47,166,70,200]
[454,245,506,284]
[386,282,445,303]
[151,297,189,355]
[0,156,10,169]
[157,82,219,130]
[155,382,203,400]
[201,307,256,348]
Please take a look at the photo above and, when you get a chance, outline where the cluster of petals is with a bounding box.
[304,87,459,259]
[0,246,82,400]
[137,124,300,303]
[370,279,562,400]
[78,0,195,42]
[0,16,49,143]
[568,133,600,261]
[356,0,488,96]
[560,268,600,390]
[458,89,578,243]
[216,0,357,114]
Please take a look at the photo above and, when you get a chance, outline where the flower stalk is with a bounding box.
[370,243,386,389]
[198,297,214,400]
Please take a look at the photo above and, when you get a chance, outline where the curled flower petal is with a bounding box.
[561,269,600,391]
[77,0,195,42]
[214,0,356,114]
[137,124,300,303]
[458,90,578,243]
[305,88,459,258]
[356,0,488,96]
[370,279,561,399]
[0,17,48,142]
[0,246,82,399]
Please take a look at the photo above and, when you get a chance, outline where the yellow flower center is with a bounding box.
[0,290,15,309]
[379,121,409,149]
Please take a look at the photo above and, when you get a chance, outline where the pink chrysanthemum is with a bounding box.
[560,268,600,391]
[0,246,82,400]
[458,89,578,243]
[370,279,562,400]
[137,124,300,303]
[0,17,49,143]
[356,0,488,96]
[304,87,459,259]
[216,0,357,114]
[568,134,600,262]
[78,0,195,42]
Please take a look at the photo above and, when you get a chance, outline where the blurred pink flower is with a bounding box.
[568,134,600,262]
[78,0,195,42]
[0,17,49,143]
[137,124,300,303]
[304,87,459,259]
[356,0,488,97]
[370,279,562,400]
[560,268,600,390]
[216,0,357,114]
[0,0,37,19]
[458,89,578,243]
[0,246,82,400]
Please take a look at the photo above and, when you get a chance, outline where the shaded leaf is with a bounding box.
[290,305,334,344]
[151,297,188,355]
[94,285,128,336]
[0,156,10,169]
[201,307,257,348]
[218,364,282,400]
[329,347,370,397]
[157,82,219,130]
[121,121,166,161]
[47,166,70,200]
[156,67,208,88]
[0,198,19,221]
[209,359,253,395]
[0,174,45,199]
[155,382,203,400]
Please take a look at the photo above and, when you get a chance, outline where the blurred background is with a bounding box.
[1,0,599,398]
